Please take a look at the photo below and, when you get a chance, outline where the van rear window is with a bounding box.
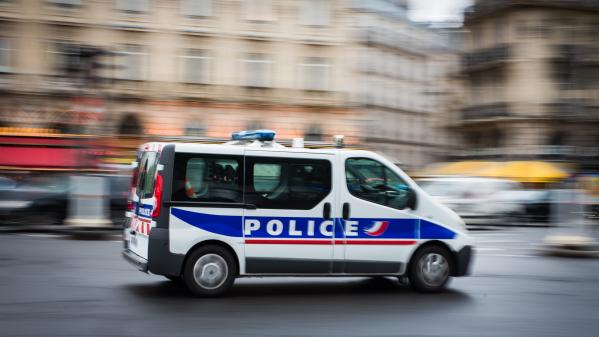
[137,151,158,199]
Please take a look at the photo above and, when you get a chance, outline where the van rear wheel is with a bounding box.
[183,245,236,297]
[408,245,452,293]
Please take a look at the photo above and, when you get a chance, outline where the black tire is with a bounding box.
[408,245,453,293]
[183,245,237,297]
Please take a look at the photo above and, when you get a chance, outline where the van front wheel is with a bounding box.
[183,246,236,297]
[408,245,452,293]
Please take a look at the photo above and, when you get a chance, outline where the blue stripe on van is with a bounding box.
[420,220,456,240]
[171,208,243,237]
[171,208,456,240]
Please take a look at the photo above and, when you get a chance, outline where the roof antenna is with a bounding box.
[333,135,345,148]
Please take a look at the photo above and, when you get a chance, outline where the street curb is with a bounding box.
[539,246,599,258]
[541,235,599,258]
[467,224,552,231]
[0,225,121,235]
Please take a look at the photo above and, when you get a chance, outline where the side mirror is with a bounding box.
[406,188,418,210]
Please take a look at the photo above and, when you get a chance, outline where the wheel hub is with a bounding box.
[192,254,228,290]
[418,253,449,287]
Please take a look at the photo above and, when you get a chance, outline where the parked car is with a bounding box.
[417,177,524,226]
[108,173,131,228]
[0,173,131,228]
[0,174,70,226]
[494,189,553,223]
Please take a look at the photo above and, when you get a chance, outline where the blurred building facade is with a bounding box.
[0,0,458,170]
[455,0,599,169]
[346,1,460,169]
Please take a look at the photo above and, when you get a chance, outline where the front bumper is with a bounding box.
[453,245,473,277]
[122,249,148,273]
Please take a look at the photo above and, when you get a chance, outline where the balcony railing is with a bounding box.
[450,145,599,161]
[545,99,598,120]
[357,27,449,55]
[465,0,599,22]
[461,103,510,120]
[462,44,510,70]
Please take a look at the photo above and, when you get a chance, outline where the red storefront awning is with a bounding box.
[0,135,97,170]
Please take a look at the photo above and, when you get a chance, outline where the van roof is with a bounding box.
[134,139,406,170]
[138,140,366,154]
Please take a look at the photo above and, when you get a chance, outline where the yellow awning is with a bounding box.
[476,161,569,183]
[418,161,497,176]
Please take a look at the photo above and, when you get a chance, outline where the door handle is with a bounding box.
[342,202,350,220]
[323,202,331,220]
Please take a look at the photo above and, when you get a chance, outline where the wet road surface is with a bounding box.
[1,228,598,337]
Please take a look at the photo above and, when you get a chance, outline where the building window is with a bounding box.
[304,124,323,141]
[299,0,329,26]
[0,38,10,73]
[549,132,566,146]
[117,113,144,135]
[243,53,272,88]
[494,18,505,44]
[51,42,82,76]
[553,46,579,89]
[116,0,148,12]
[116,45,146,80]
[185,121,206,137]
[244,0,273,21]
[246,120,263,130]
[181,49,211,84]
[181,0,212,17]
[300,57,330,91]
[48,0,83,6]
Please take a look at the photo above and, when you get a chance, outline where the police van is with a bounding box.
[123,130,473,296]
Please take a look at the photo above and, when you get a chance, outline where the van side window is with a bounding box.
[172,154,243,203]
[345,158,411,210]
[253,163,282,193]
[246,157,331,210]
[137,151,158,199]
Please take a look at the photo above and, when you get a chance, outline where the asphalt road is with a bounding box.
[1,228,598,337]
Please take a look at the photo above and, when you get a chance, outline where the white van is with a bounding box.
[123,131,473,296]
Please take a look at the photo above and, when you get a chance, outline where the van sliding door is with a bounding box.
[243,150,337,274]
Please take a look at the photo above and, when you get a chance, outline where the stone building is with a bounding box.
[455,0,599,169]
[345,0,460,169]
[0,0,458,170]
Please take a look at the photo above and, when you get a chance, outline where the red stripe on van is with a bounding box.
[244,239,417,245]
[340,239,416,245]
[245,239,331,245]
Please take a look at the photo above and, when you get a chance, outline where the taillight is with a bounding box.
[127,166,139,212]
[131,166,139,189]
[151,174,163,218]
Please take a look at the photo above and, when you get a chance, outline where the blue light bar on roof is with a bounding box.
[231,130,276,141]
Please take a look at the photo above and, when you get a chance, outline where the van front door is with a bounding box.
[337,155,419,274]
[243,150,337,274]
